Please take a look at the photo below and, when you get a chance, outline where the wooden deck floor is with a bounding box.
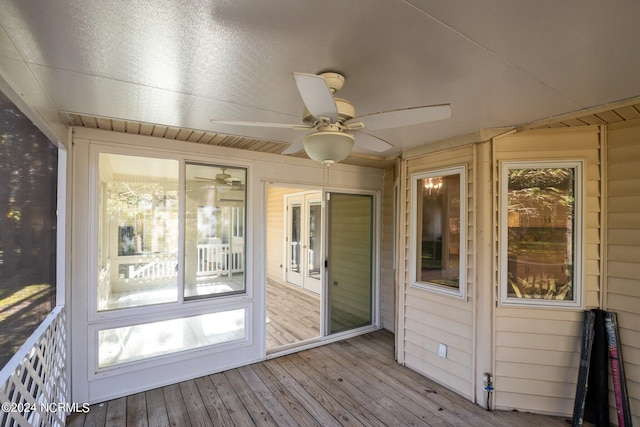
[266,279,320,351]
[67,330,572,427]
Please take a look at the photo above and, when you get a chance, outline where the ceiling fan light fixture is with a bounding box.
[303,130,354,165]
[209,70,451,161]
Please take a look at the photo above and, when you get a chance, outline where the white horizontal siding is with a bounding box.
[401,145,475,400]
[493,127,601,416]
[495,379,575,415]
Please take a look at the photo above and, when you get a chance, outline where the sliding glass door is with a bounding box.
[327,193,374,334]
[268,189,376,352]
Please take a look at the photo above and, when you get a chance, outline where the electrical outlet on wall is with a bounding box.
[438,343,447,358]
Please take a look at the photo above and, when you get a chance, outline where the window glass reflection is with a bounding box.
[416,173,461,290]
[506,167,575,301]
[184,163,246,299]
[97,153,179,310]
[98,308,246,368]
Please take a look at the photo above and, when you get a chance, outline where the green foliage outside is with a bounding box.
[507,167,575,301]
[0,91,57,368]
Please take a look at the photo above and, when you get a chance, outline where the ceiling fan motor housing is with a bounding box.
[319,72,345,92]
[302,98,355,125]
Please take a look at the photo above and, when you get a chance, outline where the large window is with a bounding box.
[97,308,246,368]
[410,166,466,298]
[97,154,247,310]
[500,161,583,307]
[185,163,246,299]
[97,154,179,310]
[95,152,247,369]
[0,92,58,368]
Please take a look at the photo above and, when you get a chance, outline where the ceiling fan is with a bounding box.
[195,168,232,184]
[211,72,452,164]
[195,168,245,190]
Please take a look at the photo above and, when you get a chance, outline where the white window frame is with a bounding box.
[88,302,251,378]
[88,146,251,320]
[87,144,253,376]
[410,166,466,299]
[499,160,584,308]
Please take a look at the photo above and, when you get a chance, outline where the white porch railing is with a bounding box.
[128,260,176,279]
[123,242,245,280]
[0,307,70,427]
[196,242,244,277]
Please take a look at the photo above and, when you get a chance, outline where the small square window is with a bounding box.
[500,161,583,307]
[410,166,466,298]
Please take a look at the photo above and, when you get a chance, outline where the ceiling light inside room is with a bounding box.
[423,177,443,195]
[302,129,354,165]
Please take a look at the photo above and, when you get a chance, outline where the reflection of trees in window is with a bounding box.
[0,91,57,367]
[506,167,575,301]
[106,181,178,256]
[197,206,221,242]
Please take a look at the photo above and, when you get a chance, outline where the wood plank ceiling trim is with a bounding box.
[61,111,293,152]
[521,97,640,130]
[58,111,395,168]
[59,97,640,170]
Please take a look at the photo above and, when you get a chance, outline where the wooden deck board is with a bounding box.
[236,365,301,427]
[250,363,321,427]
[348,342,455,423]
[298,346,430,426]
[125,393,148,427]
[105,397,126,427]
[348,335,497,427]
[262,358,343,426]
[193,375,233,427]
[68,330,572,427]
[162,383,192,427]
[266,279,320,350]
[223,369,279,427]
[349,337,496,426]
[179,379,213,427]
[272,356,366,426]
[315,344,451,426]
[350,333,523,427]
[144,388,169,427]
[289,351,415,427]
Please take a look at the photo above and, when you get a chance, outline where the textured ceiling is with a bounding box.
[1,0,640,165]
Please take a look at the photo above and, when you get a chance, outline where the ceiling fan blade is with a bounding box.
[293,72,338,123]
[352,131,394,152]
[282,139,304,155]
[352,104,451,131]
[210,119,310,129]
